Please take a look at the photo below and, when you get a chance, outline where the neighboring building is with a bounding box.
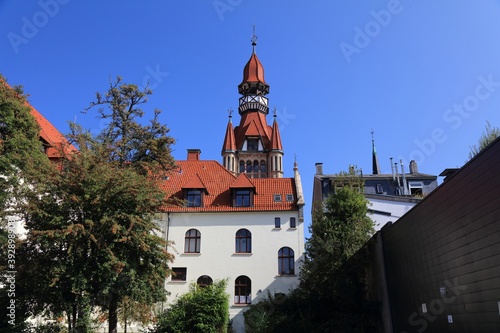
[312,137,438,230]
[362,136,500,333]
[158,38,305,333]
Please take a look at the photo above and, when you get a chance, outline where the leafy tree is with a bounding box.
[468,121,500,160]
[301,170,373,295]
[244,170,377,332]
[21,77,176,333]
[150,280,230,333]
[0,75,50,225]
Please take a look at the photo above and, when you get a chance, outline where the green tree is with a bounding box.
[0,76,50,224]
[21,77,176,333]
[301,171,373,296]
[150,280,230,333]
[468,121,500,160]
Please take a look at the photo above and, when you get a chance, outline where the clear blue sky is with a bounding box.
[2,1,500,237]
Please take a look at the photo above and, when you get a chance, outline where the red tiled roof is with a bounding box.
[239,52,268,87]
[270,117,283,151]
[159,159,298,212]
[1,79,77,160]
[222,119,236,152]
[30,106,77,159]
[234,112,272,150]
[182,173,208,193]
[230,173,255,189]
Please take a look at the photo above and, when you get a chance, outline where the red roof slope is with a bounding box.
[30,106,77,159]
[159,159,298,212]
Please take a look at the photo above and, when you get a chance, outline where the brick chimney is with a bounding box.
[409,160,418,174]
[187,149,201,161]
[315,162,323,175]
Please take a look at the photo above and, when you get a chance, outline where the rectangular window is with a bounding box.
[171,267,187,281]
[274,217,281,229]
[247,139,259,151]
[235,190,251,207]
[376,184,383,194]
[273,194,282,202]
[290,217,296,228]
[286,194,294,202]
[186,190,202,207]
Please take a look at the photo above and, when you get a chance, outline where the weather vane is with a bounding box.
[251,25,258,50]
[228,107,233,118]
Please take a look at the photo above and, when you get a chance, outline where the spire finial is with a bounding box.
[251,25,258,53]
[371,128,375,142]
[228,107,233,122]
[273,106,277,118]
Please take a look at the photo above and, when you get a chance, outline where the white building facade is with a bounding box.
[158,38,305,333]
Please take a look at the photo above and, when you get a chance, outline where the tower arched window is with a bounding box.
[235,229,252,253]
[260,160,266,174]
[235,275,251,304]
[274,156,278,171]
[278,247,295,275]
[253,160,259,173]
[246,160,252,173]
[184,229,201,253]
[239,160,245,173]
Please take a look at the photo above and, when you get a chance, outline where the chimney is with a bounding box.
[315,162,323,175]
[409,160,418,174]
[187,149,201,161]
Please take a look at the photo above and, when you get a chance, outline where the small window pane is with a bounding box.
[274,194,282,202]
[290,217,296,228]
[172,267,187,281]
[275,217,281,228]
[286,194,294,202]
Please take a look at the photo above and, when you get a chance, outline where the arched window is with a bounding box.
[253,160,259,173]
[278,247,295,275]
[260,160,266,173]
[235,276,251,304]
[274,156,278,171]
[197,275,213,287]
[235,229,252,253]
[226,156,230,170]
[246,160,252,173]
[239,160,245,173]
[184,229,201,253]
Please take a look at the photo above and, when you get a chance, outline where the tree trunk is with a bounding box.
[109,296,118,333]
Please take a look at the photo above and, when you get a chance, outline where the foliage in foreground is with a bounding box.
[2,77,176,333]
[468,121,500,161]
[149,280,230,333]
[244,172,380,332]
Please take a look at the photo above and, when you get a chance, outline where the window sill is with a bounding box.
[288,227,297,230]
[232,304,251,308]
[272,227,282,231]
[232,253,253,256]
[168,280,187,284]
[181,253,201,256]
[277,274,297,277]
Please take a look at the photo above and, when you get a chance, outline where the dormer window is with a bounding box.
[234,189,252,207]
[186,190,202,207]
[247,138,259,151]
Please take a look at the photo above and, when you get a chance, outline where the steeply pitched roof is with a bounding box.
[234,112,272,150]
[159,159,298,212]
[30,106,77,159]
[270,117,283,151]
[222,119,236,152]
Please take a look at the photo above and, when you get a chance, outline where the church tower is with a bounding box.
[222,32,284,178]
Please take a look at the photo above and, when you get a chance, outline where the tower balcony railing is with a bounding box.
[239,95,269,114]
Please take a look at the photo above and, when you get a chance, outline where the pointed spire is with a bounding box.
[238,27,269,96]
[372,129,381,175]
[222,109,236,152]
[270,108,283,151]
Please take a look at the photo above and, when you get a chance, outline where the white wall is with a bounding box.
[368,198,416,231]
[159,210,304,333]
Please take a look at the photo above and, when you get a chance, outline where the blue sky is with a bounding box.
[2,1,500,236]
